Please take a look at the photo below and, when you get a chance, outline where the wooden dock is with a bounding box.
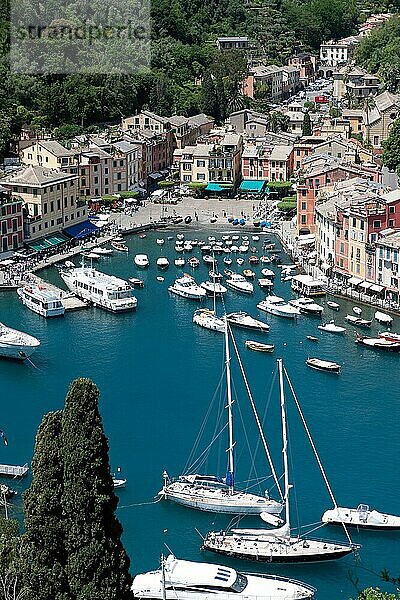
[0,463,29,478]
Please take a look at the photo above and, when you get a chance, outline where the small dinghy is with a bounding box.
[111,241,129,252]
[188,257,200,268]
[258,278,274,289]
[318,320,346,334]
[134,254,149,268]
[243,269,255,279]
[65,260,75,268]
[327,301,340,310]
[306,358,341,373]
[224,257,232,266]
[322,504,400,530]
[156,276,164,282]
[261,268,275,279]
[353,306,362,315]
[175,257,185,268]
[245,340,274,353]
[249,255,259,264]
[156,258,169,269]
[345,315,372,327]
[237,257,245,266]
[306,336,319,342]
[156,238,165,245]
[92,247,113,256]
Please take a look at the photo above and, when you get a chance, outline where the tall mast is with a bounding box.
[224,315,235,494]
[278,359,290,531]
[212,252,216,314]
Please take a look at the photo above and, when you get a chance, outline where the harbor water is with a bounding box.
[0,228,399,599]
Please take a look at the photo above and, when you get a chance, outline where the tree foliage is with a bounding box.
[302,111,312,136]
[383,117,400,173]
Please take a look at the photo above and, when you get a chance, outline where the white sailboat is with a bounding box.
[159,318,283,515]
[203,359,358,562]
[194,268,226,332]
[131,554,315,600]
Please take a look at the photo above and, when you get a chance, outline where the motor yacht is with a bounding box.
[257,296,300,319]
[17,285,65,318]
[134,254,149,268]
[0,322,41,359]
[168,275,206,299]
[225,274,253,294]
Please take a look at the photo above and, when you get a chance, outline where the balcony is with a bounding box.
[365,242,375,254]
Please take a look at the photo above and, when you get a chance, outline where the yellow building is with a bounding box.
[2,166,87,241]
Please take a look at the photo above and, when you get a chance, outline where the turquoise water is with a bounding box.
[0,228,399,599]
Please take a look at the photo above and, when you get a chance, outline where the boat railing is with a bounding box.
[246,572,316,593]
[163,588,315,600]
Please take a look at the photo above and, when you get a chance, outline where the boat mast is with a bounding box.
[212,252,216,315]
[278,359,290,531]
[224,315,235,494]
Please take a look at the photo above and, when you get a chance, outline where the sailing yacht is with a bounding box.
[159,318,283,515]
[131,554,315,600]
[202,359,358,562]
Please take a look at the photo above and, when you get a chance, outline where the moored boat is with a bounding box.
[17,285,65,318]
[131,554,315,600]
[355,335,400,351]
[168,275,206,299]
[289,297,323,315]
[306,358,341,373]
[379,331,400,342]
[257,296,300,319]
[134,254,149,268]
[227,312,269,332]
[225,274,253,294]
[327,301,340,310]
[245,340,274,353]
[375,310,393,324]
[156,258,169,269]
[322,504,400,530]
[200,281,227,295]
[345,315,371,327]
[243,269,255,279]
[111,241,129,252]
[193,309,225,332]
[317,321,346,334]
[0,322,41,360]
[60,263,137,312]
[188,257,200,268]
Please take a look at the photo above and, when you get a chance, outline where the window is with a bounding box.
[301,202,306,210]
[301,215,306,224]
[389,219,394,227]
[373,220,381,228]
[340,242,344,253]
[183,175,191,182]
[197,173,205,180]
[373,135,379,146]
[183,163,191,171]
[389,205,395,214]
[44,203,48,214]
[70,196,74,206]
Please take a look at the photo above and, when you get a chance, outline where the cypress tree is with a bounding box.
[61,378,132,600]
[302,111,312,136]
[201,72,216,117]
[24,411,69,600]
[215,77,227,124]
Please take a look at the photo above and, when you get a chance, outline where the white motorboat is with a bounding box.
[261,268,275,279]
[188,257,200,268]
[156,258,169,269]
[156,238,165,245]
[17,285,65,318]
[223,257,232,266]
[200,281,227,295]
[177,233,184,241]
[134,254,149,268]
[168,275,206,300]
[345,315,371,327]
[202,359,357,563]
[375,310,393,324]
[193,309,225,332]
[260,255,271,264]
[131,555,315,600]
[230,245,239,253]
[0,322,41,360]
[289,297,323,315]
[257,296,300,319]
[175,244,184,253]
[238,245,248,253]
[258,278,274,289]
[232,235,240,241]
[184,242,193,252]
[92,247,113,256]
[237,258,245,266]
[60,263,137,312]
[203,255,217,266]
[200,244,211,253]
[355,335,400,351]
[353,306,362,315]
[225,274,253,294]
[322,504,400,530]
[159,318,283,515]
[252,235,260,241]
[227,312,269,332]
[174,257,185,268]
[317,321,346,334]
[327,301,340,310]
[82,252,101,260]
[112,477,127,489]
[306,358,341,374]
[209,270,223,280]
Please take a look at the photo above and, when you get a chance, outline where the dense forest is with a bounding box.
[0,0,398,158]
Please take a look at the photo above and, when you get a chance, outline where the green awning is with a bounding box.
[239,180,267,193]
[28,233,69,252]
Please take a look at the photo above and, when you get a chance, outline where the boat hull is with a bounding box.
[0,343,38,360]
[226,282,253,294]
[17,289,65,318]
[160,487,282,515]
[202,543,354,563]
[169,288,205,300]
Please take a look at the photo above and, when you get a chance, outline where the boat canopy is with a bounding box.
[63,220,98,239]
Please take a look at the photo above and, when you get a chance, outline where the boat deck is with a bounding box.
[0,463,29,478]
[28,275,88,311]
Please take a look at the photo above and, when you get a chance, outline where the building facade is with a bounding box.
[0,187,24,253]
